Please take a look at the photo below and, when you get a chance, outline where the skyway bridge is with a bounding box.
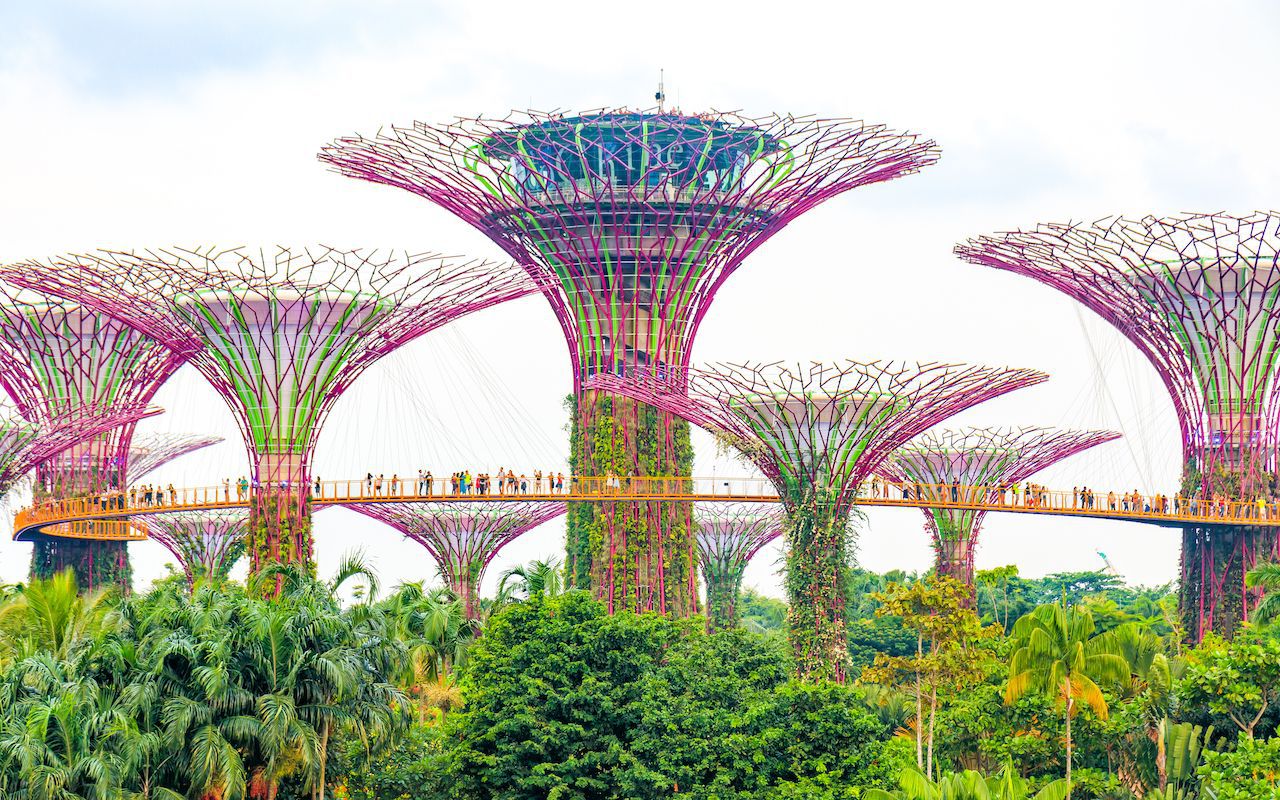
[14,476,1279,542]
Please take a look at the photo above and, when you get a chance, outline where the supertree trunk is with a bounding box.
[1179,460,1277,640]
[784,498,853,682]
[567,390,698,616]
[248,455,314,581]
[703,562,748,632]
[29,535,131,591]
[934,532,976,591]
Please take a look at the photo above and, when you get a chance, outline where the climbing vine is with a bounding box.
[783,493,855,682]
[249,492,315,590]
[1179,461,1279,640]
[565,390,697,616]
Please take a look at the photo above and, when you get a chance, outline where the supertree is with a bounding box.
[588,360,1047,680]
[0,291,184,590]
[877,426,1120,592]
[320,108,941,616]
[694,503,785,631]
[125,432,223,484]
[1,246,534,581]
[957,211,1280,639]
[133,509,248,586]
[349,500,567,618]
[0,406,159,499]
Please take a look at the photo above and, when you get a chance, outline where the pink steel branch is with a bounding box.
[0,287,185,493]
[588,361,1049,514]
[1,403,161,498]
[134,509,247,583]
[125,433,223,485]
[956,212,1280,484]
[0,247,536,486]
[320,110,940,383]
[877,426,1120,580]
[349,500,567,616]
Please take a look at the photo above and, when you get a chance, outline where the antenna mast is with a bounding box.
[655,69,666,112]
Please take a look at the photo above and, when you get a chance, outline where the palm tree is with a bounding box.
[0,570,117,665]
[497,557,565,601]
[1005,602,1130,798]
[1245,562,1280,626]
[378,583,475,723]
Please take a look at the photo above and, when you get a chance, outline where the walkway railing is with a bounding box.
[14,475,1280,540]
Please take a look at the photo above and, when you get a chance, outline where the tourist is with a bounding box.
[950,479,959,503]
[375,474,384,496]
[223,478,231,502]
[556,472,565,492]
[535,470,543,493]
[520,473,528,494]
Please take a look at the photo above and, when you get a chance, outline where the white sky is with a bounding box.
[3,0,1278,598]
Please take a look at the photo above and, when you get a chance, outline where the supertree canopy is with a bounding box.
[350,500,567,618]
[694,503,785,631]
[957,211,1280,638]
[589,360,1046,680]
[320,108,941,616]
[0,405,159,499]
[878,426,1119,591]
[1,246,535,581]
[125,432,223,484]
[0,288,184,590]
[133,509,248,585]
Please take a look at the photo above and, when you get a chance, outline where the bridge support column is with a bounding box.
[566,390,699,617]
[934,534,976,598]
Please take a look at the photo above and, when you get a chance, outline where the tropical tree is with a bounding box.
[0,570,117,665]
[1179,631,1280,739]
[1245,561,1280,626]
[863,576,998,778]
[496,557,565,601]
[377,582,476,724]
[1004,602,1130,797]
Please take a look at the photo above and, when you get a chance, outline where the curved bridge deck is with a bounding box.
[14,476,1279,541]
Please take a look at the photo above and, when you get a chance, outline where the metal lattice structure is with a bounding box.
[694,502,785,630]
[320,108,940,618]
[321,110,940,382]
[125,433,223,484]
[956,212,1280,638]
[1,247,536,578]
[134,509,247,584]
[350,500,567,617]
[1,405,159,497]
[878,427,1120,589]
[0,288,186,589]
[589,360,1046,680]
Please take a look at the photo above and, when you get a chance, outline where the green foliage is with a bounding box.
[1005,602,1131,795]
[864,764,1071,800]
[1197,735,1280,799]
[783,502,856,682]
[338,724,447,800]
[1179,629,1280,738]
[1245,561,1280,627]
[436,591,900,798]
[739,589,787,636]
[28,535,132,592]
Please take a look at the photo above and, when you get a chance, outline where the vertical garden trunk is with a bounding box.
[248,453,314,587]
[784,499,853,682]
[933,534,975,594]
[703,563,748,632]
[566,390,698,616]
[29,535,132,592]
[29,439,132,592]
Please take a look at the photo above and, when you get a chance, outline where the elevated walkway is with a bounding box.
[14,476,1277,541]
